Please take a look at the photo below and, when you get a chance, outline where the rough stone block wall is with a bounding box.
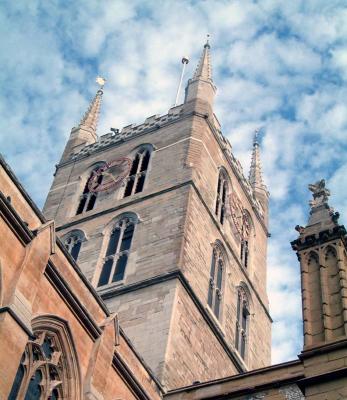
[182,187,271,369]
[104,280,177,381]
[162,280,238,389]
[187,116,269,305]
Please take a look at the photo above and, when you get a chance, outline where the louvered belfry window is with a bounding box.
[98,217,135,286]
[76,168,103,214]
[124,148,151,197]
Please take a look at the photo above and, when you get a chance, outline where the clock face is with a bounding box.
[88,157,132,193]
[229,193,250,239]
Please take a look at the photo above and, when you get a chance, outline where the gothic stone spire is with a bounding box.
[60,78,105,163]
[78,84,104,135]
[249,130,267,192]
[192,38,212,81]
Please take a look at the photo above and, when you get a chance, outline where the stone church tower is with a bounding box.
[43,41,272,390]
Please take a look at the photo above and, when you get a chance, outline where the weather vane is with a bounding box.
[96,76,106,89]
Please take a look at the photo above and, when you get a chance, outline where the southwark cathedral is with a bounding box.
[1,41,347,399]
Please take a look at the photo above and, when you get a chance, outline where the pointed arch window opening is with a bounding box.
[64,233,83,261]
[240,214,251,268]
[215,172,228,225]
[207,247,224,319]
[76,169,104,215]
[124,149,151,198]
[235,288,250,360]
[98,217,135,287]
[9,331,67,400]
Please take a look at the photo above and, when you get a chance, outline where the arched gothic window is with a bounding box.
[235,287,250,360]
[76,166,104,215]
[123,147,152,198]
[9,318,80,399]
[98,215,136,287]
[63,230,85,261]
[207,245,225,319]
[215,170,228,224]
[240,212,251,268]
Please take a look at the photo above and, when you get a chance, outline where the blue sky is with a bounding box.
[1,0,347,364]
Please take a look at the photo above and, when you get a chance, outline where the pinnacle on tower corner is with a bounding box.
[248,129,267,192]
[184,37,217,113]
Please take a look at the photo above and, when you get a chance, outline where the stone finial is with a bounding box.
[308,179,330,209]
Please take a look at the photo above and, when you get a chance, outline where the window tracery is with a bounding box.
[235,287,250,359]
[124,147,152,198]
[9,331,67,399]
[215,170,228,224]
[98,216,136,287]
[63,231,84,261]
[207,245,225,319]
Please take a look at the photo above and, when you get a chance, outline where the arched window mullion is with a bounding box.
[235,288,250,360]
[215,171,228,225]
[98,217,136,287]
[108,221,127,285]
[208,246,224,319]
[124,147,152,198]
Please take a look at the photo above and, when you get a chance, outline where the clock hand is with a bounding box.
[101,171,119,183]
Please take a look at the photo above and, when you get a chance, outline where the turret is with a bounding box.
[291,179,347,349]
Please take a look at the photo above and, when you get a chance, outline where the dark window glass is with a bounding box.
[113,254,128,282]
[71,241,81,261]
[42,337,54,359]
[130,153,140,175]
[120,224,134,252]
[207,252,216,307]
[77,169,104,214]
[135,173,146,193]
[76,196,87,215]
[216,260,223,289]
[24,369,42,400]
[106,228,121,257]
[86,193,97,211]
[51,388,59,400]
[124,149,151,198]
[241,334,246,359]
[98,218,135,287]
[235,290,249,360]
[207,249,224,319]
[215,172,228,225]
[98,259,113,287]
[214,293,221,318]
[140,150,150,172]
